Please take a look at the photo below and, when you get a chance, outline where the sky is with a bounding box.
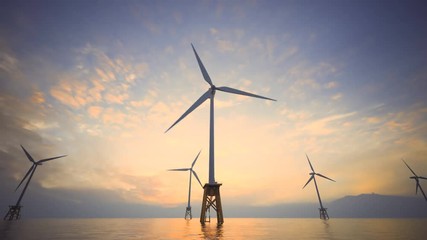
[1,0,427,217]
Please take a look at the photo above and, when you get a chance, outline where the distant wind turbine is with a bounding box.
[402,159,427,201]
[303,154,335,220]
[168,150,203,220]
[165,43,276,224]
[3,145,67,221]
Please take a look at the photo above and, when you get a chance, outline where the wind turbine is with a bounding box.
[168,150,203,220]
[303,154,335,220]
[165,43,276,224]
[402,159,427,201]
[3,145,67,221]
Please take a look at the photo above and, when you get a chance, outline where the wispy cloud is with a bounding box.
[0,52,18,73]
[301,112,357,136]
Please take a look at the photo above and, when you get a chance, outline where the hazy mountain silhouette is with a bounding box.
[225,194,427,218]
[328,193,427,218]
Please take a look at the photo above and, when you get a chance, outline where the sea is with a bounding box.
[1,218,426,239]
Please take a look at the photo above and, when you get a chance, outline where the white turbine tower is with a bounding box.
[168,151,203,220]
[166,43,276,224]
[303,154,335,220]
[402,159,427,201]
[4,145,67,221]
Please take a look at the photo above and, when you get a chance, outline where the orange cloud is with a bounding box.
[31,91,45,104]
[88,106,103,118]
[301,112,356,136]
[102,107,126,125]
[50,79,90,109]
[105,92,129,104]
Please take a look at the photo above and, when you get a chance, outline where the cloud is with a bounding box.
[301,112,357,136]
[275,46,298,64]
[87,106,103,119]
[217,39,234,52]
[88,79,105,102]
[284,61,340,100]
[324,81,338,89]
[0,52,18,73]
[31,91,45,104]
[164,45,174,54]
[95,68,115,82]
[331,93,343,101]
[105,92,129,104]
[50,78,91,109]
[101,107,127,125]
[210,28,218,35]
[364,116,382,124]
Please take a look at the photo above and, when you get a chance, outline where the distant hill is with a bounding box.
[328,193,427,218]
[225,193,427,218]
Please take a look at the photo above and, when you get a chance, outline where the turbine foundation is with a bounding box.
[185,206,192,220]
[200,183,223,225]
[4,205,21,221]
[319,207,329,220]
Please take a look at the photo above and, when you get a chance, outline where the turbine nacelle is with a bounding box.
[210,86,216,95]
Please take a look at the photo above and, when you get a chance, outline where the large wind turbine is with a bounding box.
[303,154,335,220]
[402,159,427,201]
[168,150,203,220]
[165,43,276,224]
[4,145,67,221]
[166,43,276,184]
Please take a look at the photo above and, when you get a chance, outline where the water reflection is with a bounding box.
[321,220,337,240]
[201,222,223,239]
[0,220,14,240]
[1,218,427,239]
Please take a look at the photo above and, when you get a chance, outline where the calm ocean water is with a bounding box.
[1,218,426,239]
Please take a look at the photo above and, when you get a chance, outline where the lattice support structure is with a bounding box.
[319,207,329,220]
[4,205,22,221]
[185,206,192,220]
[200,183,223,225]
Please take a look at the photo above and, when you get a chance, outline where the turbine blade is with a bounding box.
[191,170,203,188]
[21,145,35,163]
[216,86,276,101]
[191,150,202,168]
[419,177,427,180]
[418,183,427,201]
[191,43,213,86]
[402,159,417,176]
[38,155,67,163]
[15,165,35,191]
[306,154,315,172]
[168,168,190,171]
[165,90,211,133]
[303,176,314,189]
[316,173,335,182]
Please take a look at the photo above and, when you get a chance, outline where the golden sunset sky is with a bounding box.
[1,0,426,216]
